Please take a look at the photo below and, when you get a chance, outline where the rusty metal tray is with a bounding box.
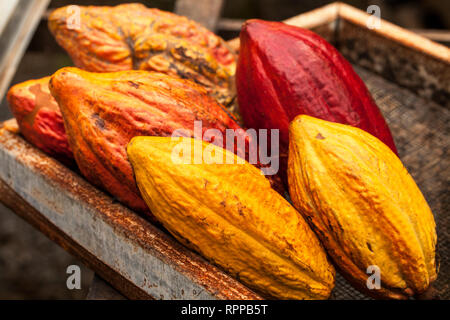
[0,2,448,299]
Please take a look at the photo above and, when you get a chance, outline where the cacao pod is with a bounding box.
[48,3,237,108]
[127,136,335,299]
[49,67,279,219]
[237,20,398,182]
[7,77,73,166]
[288,115,437,299]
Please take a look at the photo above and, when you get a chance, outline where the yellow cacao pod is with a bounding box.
[127,136,335,299]
[288,115,437,299]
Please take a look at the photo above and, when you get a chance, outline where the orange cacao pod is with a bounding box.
[49,67,273,219]
[48,3,237,108]
[7,77,73,165]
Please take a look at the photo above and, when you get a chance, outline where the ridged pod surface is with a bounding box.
[288,115,437,299]
[48,3,237,108]
[7,77,73,165]
[49,67,274,218]
[127,136,335,299]
[237,20,397,181]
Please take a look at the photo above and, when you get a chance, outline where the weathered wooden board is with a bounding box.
[336,4,450,107]
[0,123,261,300]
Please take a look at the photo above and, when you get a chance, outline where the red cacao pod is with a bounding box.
[236,20,398,180]
[7,77,74,166]
[49,67,280,219]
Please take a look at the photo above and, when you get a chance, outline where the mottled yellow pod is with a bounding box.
[127,136,335,299]
[288,115,437,299]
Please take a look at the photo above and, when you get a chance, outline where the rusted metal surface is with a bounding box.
[0,126,261,300]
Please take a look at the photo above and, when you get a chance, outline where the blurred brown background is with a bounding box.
[0,0,449,299]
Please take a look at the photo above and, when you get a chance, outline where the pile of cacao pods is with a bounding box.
[7,4,437,300]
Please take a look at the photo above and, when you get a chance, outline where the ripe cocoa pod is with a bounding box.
[127,136,335,299]
[7,77,73,165]
[48,3,237,108]
[237,20,397,182]
[288,115,437,299]
[49,67,277,219]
